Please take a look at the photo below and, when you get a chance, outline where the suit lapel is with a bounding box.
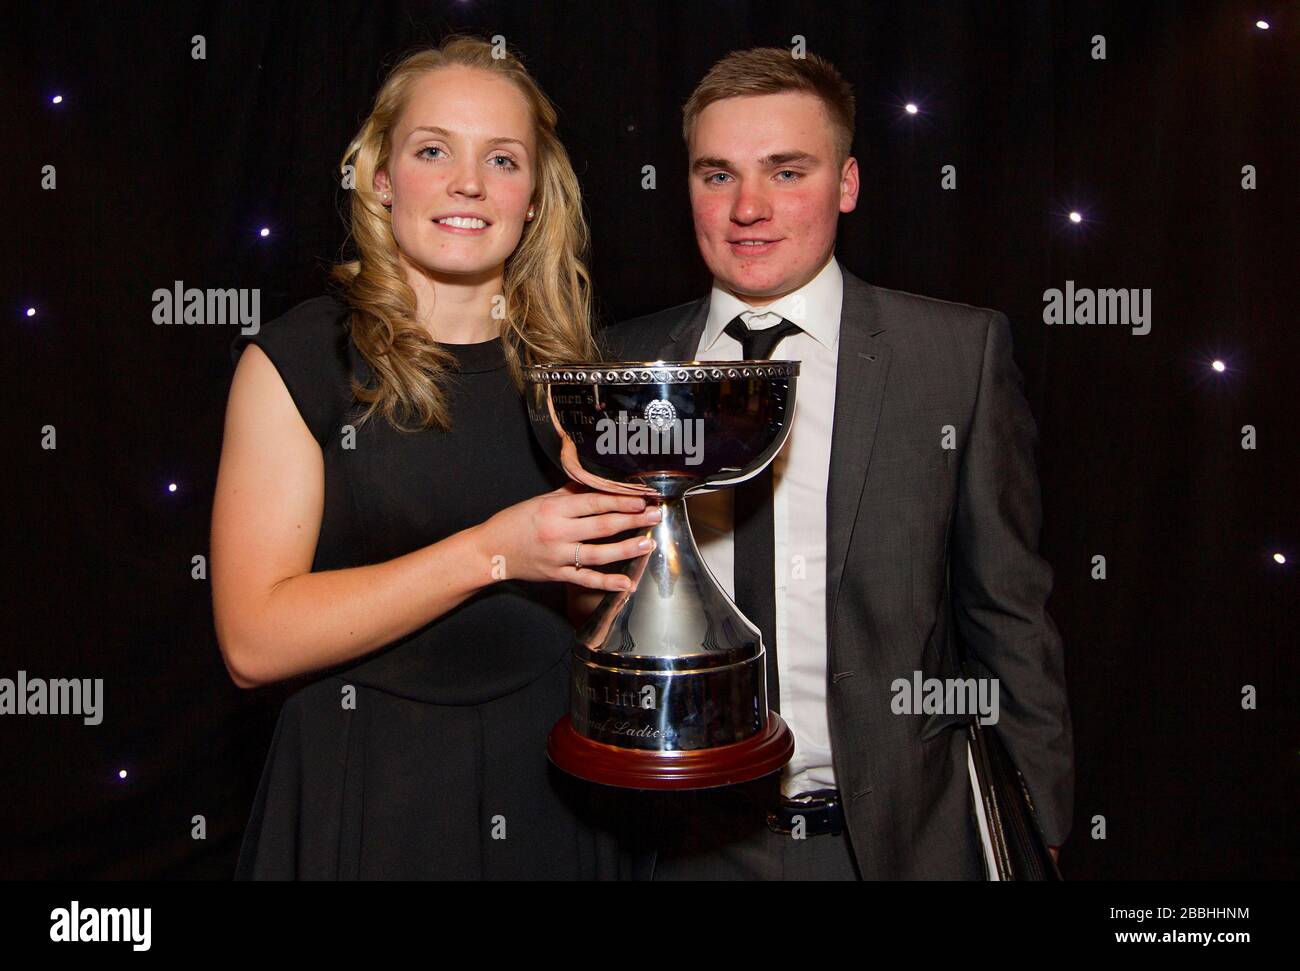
[825,272,891,665]
[659,297,710,360]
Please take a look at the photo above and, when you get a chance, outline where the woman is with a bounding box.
[211,36,657,879]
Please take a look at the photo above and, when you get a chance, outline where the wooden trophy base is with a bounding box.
[547,713,795,790]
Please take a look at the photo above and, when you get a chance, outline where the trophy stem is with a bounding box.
[575,492,753,662]
[576,493,701,652]
[552,490,795,788]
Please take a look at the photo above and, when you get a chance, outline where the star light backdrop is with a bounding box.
[5,1,1296,879]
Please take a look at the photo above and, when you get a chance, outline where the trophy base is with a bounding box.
[547,712,794,790]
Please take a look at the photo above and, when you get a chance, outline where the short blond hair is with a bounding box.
[682,47,856,163]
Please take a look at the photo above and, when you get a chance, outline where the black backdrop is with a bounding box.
[5,1,1296,880]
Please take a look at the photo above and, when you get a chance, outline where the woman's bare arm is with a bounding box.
[211,344,495,687]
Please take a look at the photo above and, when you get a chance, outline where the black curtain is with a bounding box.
[6,0,1296,878]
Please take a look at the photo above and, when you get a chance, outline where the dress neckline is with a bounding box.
[437,335,506,374]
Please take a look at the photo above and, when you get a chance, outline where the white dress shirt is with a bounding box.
[687,254,842,797]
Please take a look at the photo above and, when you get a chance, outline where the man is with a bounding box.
[598,48,1073,880]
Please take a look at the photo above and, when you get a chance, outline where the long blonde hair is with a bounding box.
[331,35,597,433]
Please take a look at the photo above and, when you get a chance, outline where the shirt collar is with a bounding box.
[701,254,843,355]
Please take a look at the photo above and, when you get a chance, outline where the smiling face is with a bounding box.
[688,91,858,303]
[375,65,536,283]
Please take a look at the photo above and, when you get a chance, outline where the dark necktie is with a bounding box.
[722,313,803,715]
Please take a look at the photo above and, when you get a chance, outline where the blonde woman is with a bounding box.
[211,37,656,879]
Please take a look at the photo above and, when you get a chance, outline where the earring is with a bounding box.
[382,192,391,208]
[526,206,535,221]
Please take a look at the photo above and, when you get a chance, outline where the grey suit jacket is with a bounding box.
[598,265,1074,879]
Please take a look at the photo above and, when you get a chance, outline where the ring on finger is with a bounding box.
[574,542,583,570]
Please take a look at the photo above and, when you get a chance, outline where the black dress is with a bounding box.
[228,294,625,879]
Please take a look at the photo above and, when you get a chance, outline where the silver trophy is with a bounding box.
[525,359,799,789]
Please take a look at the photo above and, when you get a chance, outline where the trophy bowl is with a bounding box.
[525,359,799,789]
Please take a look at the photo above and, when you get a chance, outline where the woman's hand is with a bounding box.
[475,481,660,591]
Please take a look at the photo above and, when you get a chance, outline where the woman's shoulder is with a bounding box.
[228,292,357,448]
[230,293,351,364]
[274,292,352,330]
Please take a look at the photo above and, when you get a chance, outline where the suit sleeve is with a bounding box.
[951,311,1074,845]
